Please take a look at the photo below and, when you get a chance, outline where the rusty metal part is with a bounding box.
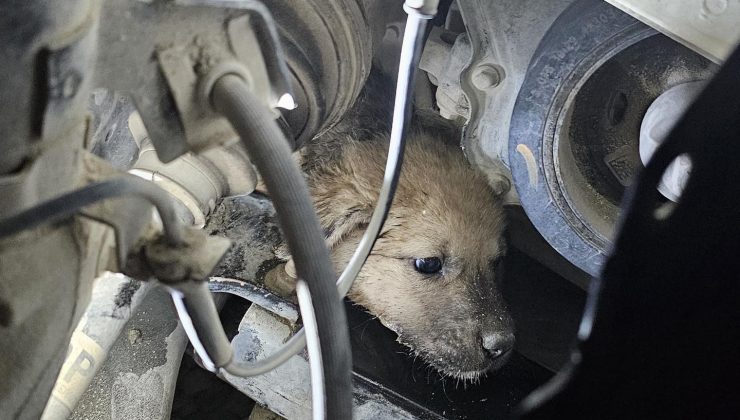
[605,0,740,63]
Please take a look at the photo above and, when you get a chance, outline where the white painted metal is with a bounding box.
[605,0,740,63]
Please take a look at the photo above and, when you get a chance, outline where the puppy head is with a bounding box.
[311,132,514,380]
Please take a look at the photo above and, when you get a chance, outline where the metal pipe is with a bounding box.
[0,175,185,246]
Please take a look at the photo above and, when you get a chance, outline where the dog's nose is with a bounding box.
[481,332,514,359]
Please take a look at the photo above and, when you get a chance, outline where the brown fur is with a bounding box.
[295,111,515,380]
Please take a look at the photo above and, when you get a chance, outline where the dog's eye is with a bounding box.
[413,257,443,274]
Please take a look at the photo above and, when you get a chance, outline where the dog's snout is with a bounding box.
[481,331,514,359]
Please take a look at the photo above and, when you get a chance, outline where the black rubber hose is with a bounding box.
[211,74,352,419]
[173,282,234,369]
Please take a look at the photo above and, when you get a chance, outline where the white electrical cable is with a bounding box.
[170,289,218,372]
[220,3,434,379]
[296,280,326,420]
[337,8,430,297]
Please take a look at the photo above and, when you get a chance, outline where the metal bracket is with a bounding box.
[124,228,232,285]
[95,0,293,162]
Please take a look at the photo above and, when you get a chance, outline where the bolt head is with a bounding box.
[472,65,503,90]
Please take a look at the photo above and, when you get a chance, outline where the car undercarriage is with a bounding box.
[1,1,739,419]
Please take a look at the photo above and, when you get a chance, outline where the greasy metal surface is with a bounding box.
[70,287,189,420]
[41,275,153,420]
[606,0,740,63]
[205,194,284,285]
[520,43,740,419]
[209,276,299,323]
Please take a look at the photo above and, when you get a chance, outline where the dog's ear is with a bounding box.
[475,160,511,198]
[275,209,370,257]
[486,171,511,198]
[277,206,371,279]
[322,206,373,251]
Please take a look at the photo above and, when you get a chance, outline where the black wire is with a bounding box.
[0,175,185,246]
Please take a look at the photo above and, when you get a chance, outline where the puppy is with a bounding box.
[284,71,515,380]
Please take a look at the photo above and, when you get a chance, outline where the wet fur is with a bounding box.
[294,72,514,379]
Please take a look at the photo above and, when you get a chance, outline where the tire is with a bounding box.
[508,0,654,276]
